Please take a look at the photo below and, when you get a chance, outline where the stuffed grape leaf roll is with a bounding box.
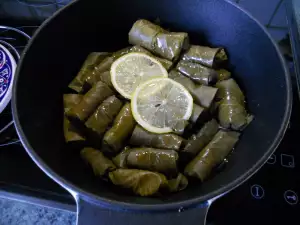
[170,120,189,135]
[130,45,173,70]
[84,71,113,89]
[67,81,113,121]
[183,45,228,68]
[128,19,189,61]
[85,95,123,137]
[64,119,85,142]
[169,69,195,92]
[109,169,167,196]
[83,48,126,88]
[217,69,231,81]
[154,32,189,61]
[176,60,218,86]
[182,119,219,157]
[184,130,240,181]
[83,56,114,90]
[63,94,85,142]
[216,78,249,130]
[93,56,114,75]
[112,146,131,168]
[81,147,116,177]
[130,125,183,150]
[126,147,178,175]
[63,94,83,111]
[103,103,136,153]
[190,104,205,124]
[191,85,218,108]
[98,71,113,88]
[128,19,165,50]
[68,52,110,92]
[169,70,216,109]
[167,173,188,192]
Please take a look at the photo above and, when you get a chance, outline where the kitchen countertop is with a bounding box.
[0,198,76,225]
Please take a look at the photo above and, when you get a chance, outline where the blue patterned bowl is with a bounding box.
[0,44,16,113]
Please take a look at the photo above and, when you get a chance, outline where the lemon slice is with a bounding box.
[131,78,193,133]
[111,53,168,99]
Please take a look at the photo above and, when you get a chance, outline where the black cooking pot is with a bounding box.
[12,0,292,224]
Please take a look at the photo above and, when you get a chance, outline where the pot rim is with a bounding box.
[11,0,292,211]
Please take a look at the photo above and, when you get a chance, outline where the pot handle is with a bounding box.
[74,196,214,225]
